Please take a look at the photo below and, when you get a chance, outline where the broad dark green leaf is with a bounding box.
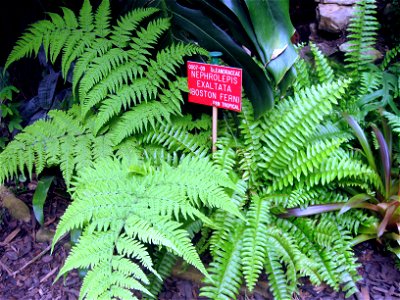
[222,0,298,85]
[198,0,257,51]
[32,176,54,225]
[278,66,297,95]
[167,1,274,116]
[218,0,261,54]
[244,0,295,63]
[267,45,298,84]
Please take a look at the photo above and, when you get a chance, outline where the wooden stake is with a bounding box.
[209,51,222,153]
[212,106,218,153]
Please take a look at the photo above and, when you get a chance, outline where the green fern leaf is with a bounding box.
[5,20,53,69]
[201,220,245,300]
[260,80,349,177]
[345,0,379,71]
[271,138,345,190]
[79,0,94,32]
[384,111,400,134]
[111,8,160,48]
[264,244,293,300]
[94,0,111,37]
[310,42,334,83]
[241,195,271,291]
[61,7,79,28]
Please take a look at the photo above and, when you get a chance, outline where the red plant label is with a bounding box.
[187,61,242,112]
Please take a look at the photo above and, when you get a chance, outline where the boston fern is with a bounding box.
[201,80,379,300]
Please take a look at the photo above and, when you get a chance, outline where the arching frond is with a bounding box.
[260,79,349,178]
[53,156,239,298]
[345,0,379,71]
[310,42,334,83]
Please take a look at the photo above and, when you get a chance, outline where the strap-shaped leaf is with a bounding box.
[166,1,274,117]
[32,176,54,225]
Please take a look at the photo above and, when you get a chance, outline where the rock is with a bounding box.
[309,22,318,41]
[36,227,55,243]
[0,185,31,222]
[317,3,355,33]
[27,182,37,191]
[339,41,383,61]
[5,251,19,260]
[316,42,339,56]
[41,255,53,263]
[315,0,357,5]
[338,41,351,52]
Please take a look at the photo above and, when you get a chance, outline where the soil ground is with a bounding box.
[1,185,400,300]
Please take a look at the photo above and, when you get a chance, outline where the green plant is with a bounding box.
[345,0,380,72]
[52,155,241,299]
[284,112,400,257]
[338,0,400,120]
[0,73,22,149]
[1,0,207,186]
[32,175,54,225]
[280,0,400,263]
[199,79,378,299]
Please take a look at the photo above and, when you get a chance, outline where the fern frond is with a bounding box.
[237,99,262,185]
[310,42,334,83]
[241,195,271,291]
[94,77,185,135]
[381,44,400,70]
[293,56,312,91]
[111,8,160,48]
[72,38,113,94]
[305,156,383,191]
[260,80,349,178]
[145,250,176,299]
[61,7,79,28]
[5,0,112,77]
[79,0,94,32]
[94,0,111,37]
[214,136,237,174]
[144,219,202,299]
[277,218,338,290]
[200,219,245,300]
[287,188,347,208]
[5,20,53,69]
[141,121,209,157]
[345,0,379,71]
[383,111,400,134]
[315,215,361,296]
[109,100,176,144]
[208,178,247,255]
[0,110,76,183]
[359,69,383,96]
[308,122,353,143]
[52,155,241,298]
[61,30,94,77]
[264,233,297,300]
[270,138,345,190]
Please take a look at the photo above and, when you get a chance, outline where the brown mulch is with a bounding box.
[0,186,81,300]
[1,186,400,300]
